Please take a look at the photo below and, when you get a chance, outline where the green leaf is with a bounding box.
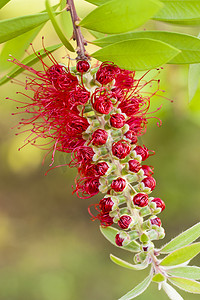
[84,0,110,5]
[153,0,200,25]
[60,0,73,39]
[168,266,200,280]
[0,3,60,71]
[92,38,180,71]
[80,0,163,34]
[119,274,152,300]
[0,12,60,44]
[93,31,200,64]
[88,29,106,39]
[188,63,200,101]
[0,43,62,86]
[160,243,200,266]
[169,277,200,294]
[45,0,74,52]
[0,0,11,9]
[160,222,200,253]
[100,226,140,252]
[0,26,43,71]
[110,254,148,270]
[162,282,184,300]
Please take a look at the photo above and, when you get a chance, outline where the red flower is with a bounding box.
[91,88,113,114]
[110,113,126,128]
[142,176,156,191]
[76,60,90,73]
[151,217,162,227]
[96,62,119,85]
[152,198,165,211]
[70,146,94,167]
[118,215,132,229]
[99,197,114,213]
[98,212,114,227]
[112,140,131,159]
[133,193,148,207]
[126,116,147,136]
[115,233,124,246]
[115,69,135,89]
[94,162,109,176]
[92,129,108,146]
[124,130,138,144]
[134,145,150,161]
[75,177,100,199]
[111,177,126,192]
[128,159,141,173]
[141,165,154,176]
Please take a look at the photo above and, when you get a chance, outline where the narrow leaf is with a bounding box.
[60,0,73,39]
[168,266,200,280]
[0,0,11,9]
[153,0,200,25]
[92,38,180,71]
[119,274,152,300]
[93,31,200,64]
[0,26,43,71]
[0,44,62,86]
[0,3,60,71]
[162,282,184,300]
[84,0,110,5]
[45,0,74,52]
[160,243,200,266]
[88,29,106,39]
[188,63,200,101]
[169,277,200,294]
[100,226,140,252]
[0,12,59,44]
[161,222,200,253]
[80,0,163,34]
[110,254,148,270]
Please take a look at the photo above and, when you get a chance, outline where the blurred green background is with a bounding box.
[0,1,200,299]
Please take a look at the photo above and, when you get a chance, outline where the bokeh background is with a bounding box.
[0,1,200,299]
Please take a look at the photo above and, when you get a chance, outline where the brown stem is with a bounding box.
[67,0,88,61]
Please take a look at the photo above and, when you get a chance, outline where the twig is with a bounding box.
[67,0,88,60]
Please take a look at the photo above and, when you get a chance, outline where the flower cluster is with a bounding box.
[12,55,165,261]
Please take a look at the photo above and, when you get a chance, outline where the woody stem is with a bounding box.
[67,0,88,60]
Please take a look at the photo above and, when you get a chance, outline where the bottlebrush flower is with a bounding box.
[11,54,165,260]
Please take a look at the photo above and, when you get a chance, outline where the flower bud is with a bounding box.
[128,159,141,173]
[141,165,154,176]
[99,212,114,227]
[142,176,156,191]
[76,60,90,73]
[124,130,138,144]
[151,198,165,212]
[94,161,109,176]
[92,129,108,146]
[150,217,162,227]
[99,197,114,213]
[110,113,126,128]
[96,62,119,85]
[115,231,130,246]
[134,145,150,161]
[111,177,126,192]
[112,140,131,159]
[118,215,132,229]
[133,193,148,207]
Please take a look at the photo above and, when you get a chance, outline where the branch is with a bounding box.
[67,0,88,61]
